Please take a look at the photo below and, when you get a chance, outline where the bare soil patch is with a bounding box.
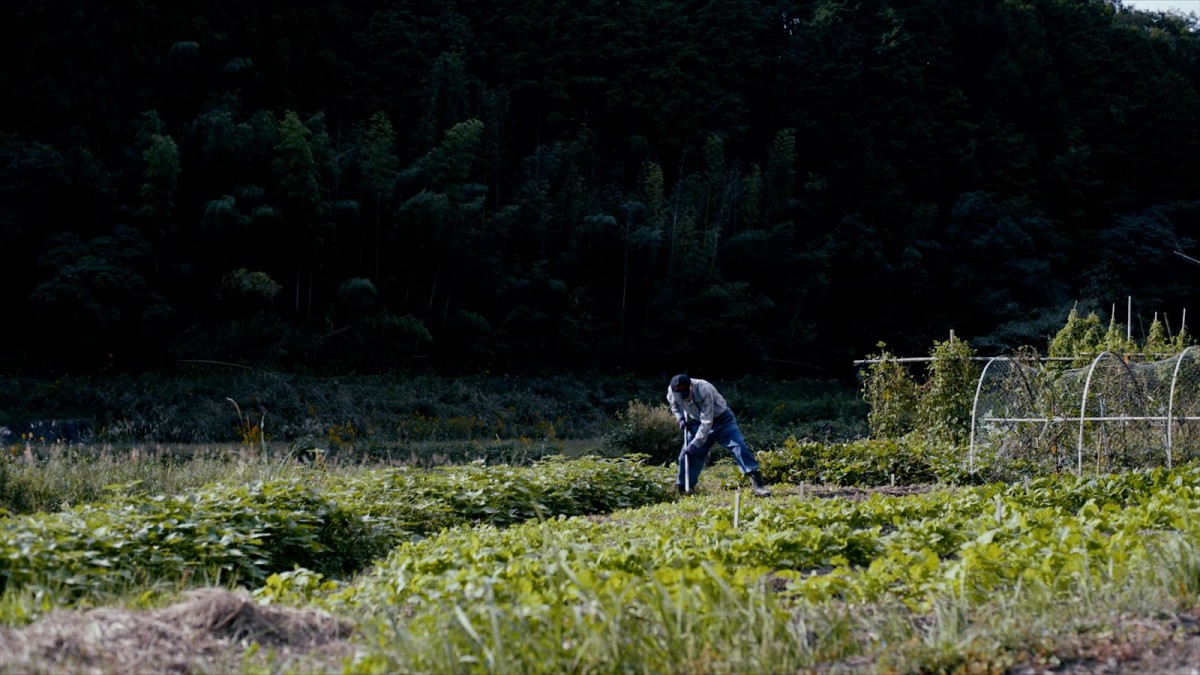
[795,482,939,500]
[0,588,355,674]
[1008,609,1200,674]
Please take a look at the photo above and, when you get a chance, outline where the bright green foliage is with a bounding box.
[1143,316,1172,358]
[919,338,980,446]
[10,447,1200,671]
[1102,315,1137,355]
[756,437,947,487]
[0,480,366,600]
[1048,307,1195,364]
[1048,307,1104,367]
[322,457,673,542]
[864,308,1200,448]
[327,497,884,671]
[0,457,671,610]
[861,343,919,439]
[254,566,341,606]
[311,465,1200,673]
[1175,324,1194,352]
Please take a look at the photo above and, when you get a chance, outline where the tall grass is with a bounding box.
[354,562,827,674]
[348,542,1196,674]
[0,560,250,628]
[0,444,294,515]
[0,437,609,517]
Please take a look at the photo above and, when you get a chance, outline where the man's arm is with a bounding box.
[689,382,717,446]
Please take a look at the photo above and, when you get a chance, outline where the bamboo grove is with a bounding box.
[2,0,1199,376]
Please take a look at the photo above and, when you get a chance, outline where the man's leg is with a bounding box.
[712,420,758,473]
[712,418,770,496]
[676,445,710,493]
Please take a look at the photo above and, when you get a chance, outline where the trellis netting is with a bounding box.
[969,347,1200,474]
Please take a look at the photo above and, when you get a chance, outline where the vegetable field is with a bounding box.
[4,444,1200,673]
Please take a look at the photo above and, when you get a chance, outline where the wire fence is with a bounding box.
[969,347,1200,474]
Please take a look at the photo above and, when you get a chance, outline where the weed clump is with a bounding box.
[604,400,680,466]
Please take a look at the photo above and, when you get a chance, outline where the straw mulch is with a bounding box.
[0,588,356,674]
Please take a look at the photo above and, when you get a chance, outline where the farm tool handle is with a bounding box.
[683,427,691,493]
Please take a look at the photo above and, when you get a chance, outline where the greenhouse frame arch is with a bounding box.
[969,347,1200,474]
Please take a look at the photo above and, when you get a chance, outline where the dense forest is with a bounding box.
[1,0,1199,379]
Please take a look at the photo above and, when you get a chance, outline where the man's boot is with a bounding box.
[747,470,771,497]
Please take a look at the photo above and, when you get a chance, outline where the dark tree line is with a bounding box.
[1,0,1199,378]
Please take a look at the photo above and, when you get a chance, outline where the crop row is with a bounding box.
[329,465,1200,612]
[303,465,1200,671]
[0,457,672,604]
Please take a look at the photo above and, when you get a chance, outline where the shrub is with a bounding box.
[336,277,380,320]
[219,268,281,317]
[918,338,979,446]
[860,343,918,439]
[1048,307,1104,367]
[757,436,944,486]
[605,400,681,466]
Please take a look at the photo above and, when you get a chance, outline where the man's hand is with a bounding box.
[677,418,687,431]
[683,442,701,456]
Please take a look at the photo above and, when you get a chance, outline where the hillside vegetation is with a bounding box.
[1,0,1199,377]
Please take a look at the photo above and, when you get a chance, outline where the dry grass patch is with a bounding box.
[0,589,354,674]
[1006,609,1200,675]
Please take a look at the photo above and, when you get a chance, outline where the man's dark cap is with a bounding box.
[670,374,691,392]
